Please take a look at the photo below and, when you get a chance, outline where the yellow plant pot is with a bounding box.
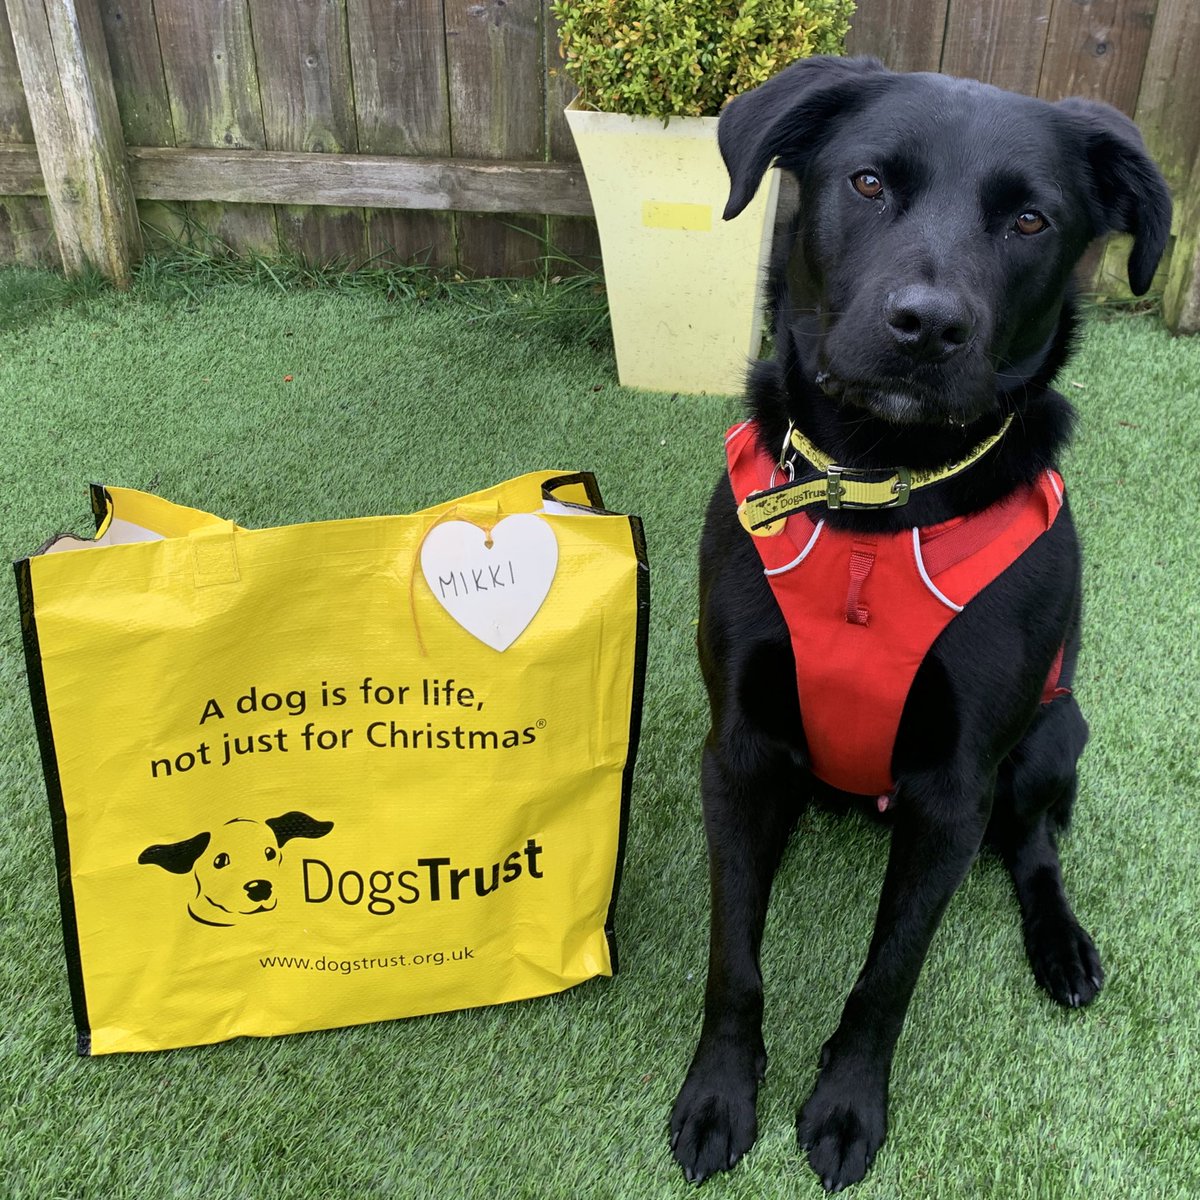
[566,99,780,396]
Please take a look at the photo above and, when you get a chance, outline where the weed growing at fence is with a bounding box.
[1,230,612,348]
[0,264,114,332]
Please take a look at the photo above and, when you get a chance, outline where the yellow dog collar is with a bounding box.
[738,414,1014,535]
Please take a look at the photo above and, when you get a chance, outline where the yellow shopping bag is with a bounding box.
[16,473,647,1055]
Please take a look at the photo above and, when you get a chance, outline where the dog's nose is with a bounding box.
[885,286,975,361]
[244,879,272,902]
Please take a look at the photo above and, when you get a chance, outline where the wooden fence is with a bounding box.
[1,0,1198,330]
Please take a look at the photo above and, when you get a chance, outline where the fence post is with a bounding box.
[4,0,141,285]
[1164,170,1200,334]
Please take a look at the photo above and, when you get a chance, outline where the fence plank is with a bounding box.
[248,0,357,153]
[1133,0,1200,194]
[446,0,546,276]
[96,1,190,254]
[941,0,1053,92]
[275,204,369,265]
[1037,0,1159,113]
[247,0,366,265]
[347,0,455,269]
[154,0,264,147]
[127,147,592,213]
[1039,0,1163,300]
[1139,0,1200,330]
[846,0,951,71]
[3,141,593,217]
[0,0,33,140]
[0,2,54,264]
[0,193,55,263]
[154,0,276,255]
[350,0,447,156]
[0,142,40,191]
[97,0,174,145]
[1163,175,1200,332]
[5,0,141,282]
[545,9,600,274]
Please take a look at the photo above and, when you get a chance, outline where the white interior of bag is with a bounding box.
[539,500,600,517]
[40,518,165,555]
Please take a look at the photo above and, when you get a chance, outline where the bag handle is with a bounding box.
[541,472,605,512]
[189,524,240,587]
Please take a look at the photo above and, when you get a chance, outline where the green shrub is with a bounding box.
[552,0,856,119]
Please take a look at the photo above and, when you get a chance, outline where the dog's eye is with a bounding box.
[1015,211,1048,235]
[213,853,230,869]
[851,172,883,199]
[264,847,277,861]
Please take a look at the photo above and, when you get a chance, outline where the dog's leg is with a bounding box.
[992,695,1102,1007]
[797,774,991,1192]
[670,734,799,1184]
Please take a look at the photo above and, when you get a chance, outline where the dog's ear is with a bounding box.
[266,811,334,846]
[719,55,890,221]
[1056,98,1172,296]
[139,831,211,874]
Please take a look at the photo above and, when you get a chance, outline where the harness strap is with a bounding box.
[1042,644,1071,703]
[846,544,876,626]
[918,485,1033,577]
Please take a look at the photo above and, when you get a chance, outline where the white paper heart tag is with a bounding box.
[420,514,559,651]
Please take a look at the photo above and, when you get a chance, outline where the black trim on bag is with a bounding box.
[13,558,93,1056]
[603,512,650,975]
[541,470,644,976]
[541,472,606,512]
[89,483,110,531]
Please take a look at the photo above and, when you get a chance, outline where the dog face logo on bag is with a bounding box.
[138,810,333,927]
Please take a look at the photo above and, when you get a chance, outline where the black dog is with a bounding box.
[670,57,1170,1191]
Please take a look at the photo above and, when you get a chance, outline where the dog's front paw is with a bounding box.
[797,1063,887,1192]
[670,1050,761,1184]
[1025,913,1103,1008]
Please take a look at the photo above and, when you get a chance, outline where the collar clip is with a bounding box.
[826,464,911,510]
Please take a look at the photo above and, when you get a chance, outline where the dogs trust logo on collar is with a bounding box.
[138,810,333,927]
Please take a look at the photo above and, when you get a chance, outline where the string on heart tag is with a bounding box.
[410,505,559,654]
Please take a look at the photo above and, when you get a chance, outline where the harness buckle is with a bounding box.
[825,465,912,510]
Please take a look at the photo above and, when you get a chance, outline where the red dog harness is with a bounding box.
[725,420,1068,798]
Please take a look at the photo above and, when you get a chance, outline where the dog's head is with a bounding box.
[719,57,1171,432]
[139,810,333,927]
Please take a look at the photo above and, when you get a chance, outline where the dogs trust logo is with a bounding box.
[138,810,333,927]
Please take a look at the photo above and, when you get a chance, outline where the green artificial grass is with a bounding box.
[1,264,1197,1199]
